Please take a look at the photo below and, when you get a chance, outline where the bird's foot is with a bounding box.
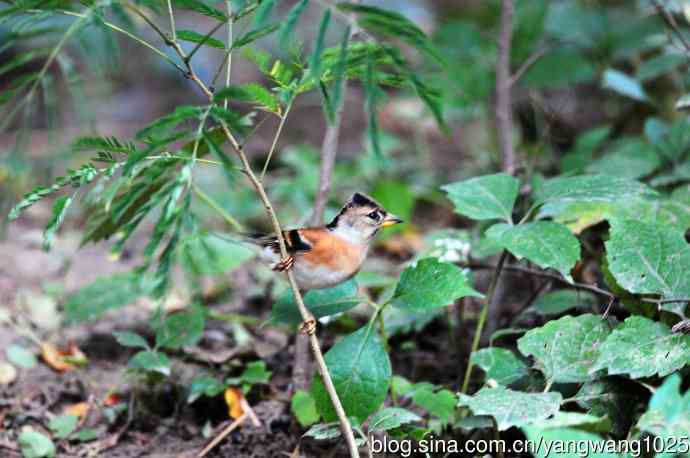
[299,319,317,336]
[273,255,294,272]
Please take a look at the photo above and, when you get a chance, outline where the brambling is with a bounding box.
[250,192,402,290]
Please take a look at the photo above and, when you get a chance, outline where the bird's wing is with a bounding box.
[254,229,314,255]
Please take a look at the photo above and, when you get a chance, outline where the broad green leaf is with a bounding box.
[587,138,660,179]
[18,430,55,458]
[187,375,226,403]
[128,350,171,376]
[155,305,205,350]
[6,345,37,369]
[487,222,580,282]
[390,258,482,311]
[64,272,145,323]
[536,175,655,206]
[522,427,617,457]
[523,50,595,89]
[637,53,686,81]
[590,316,690,379]
[269,279,362,325]
[177,29,225,49]
[312,326,391,423]
[457,386,562,431]
[411,387,456,425]
[606,218,690,315]
[236,360,272,385]
[112,331,149,349]
[442,173,519,222]
[517,314,610,383]
[72,428,97,442]
[368,407,421,432]
[527,411,611,433]
[529,290,598,316]
[291,389,319,427]
[637,374,690,449]
[471,347,529,386]
[49,415,78,439]
[602,69,648,102]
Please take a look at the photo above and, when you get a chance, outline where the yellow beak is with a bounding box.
[381,214,403,228]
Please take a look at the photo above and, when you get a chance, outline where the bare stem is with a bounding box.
[193,183,244,232]
[166,0,176,41]
[461,251,508,394]
[224,0,233,109]
[495,0,515,174]
[260,102,293,181]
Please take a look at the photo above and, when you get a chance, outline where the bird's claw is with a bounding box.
[299,319,317,335]
[273,256,294,272]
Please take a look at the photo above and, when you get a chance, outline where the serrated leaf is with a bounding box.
[291,389,319,427]
[128,350,171,376]
[390,258,482,311]
[311,326,391,423]
[606,218,690,315]
[602,69,648,102]
[487,222,581,282]
[442,173,519,222]
[18,430,55,458]
[536,175,655,206]
[155,305,205,350]
[457,386,562,431]
[368,407,421,432]
[517,314,610,383]
[64,272,145,323]
[177,29,225,49]
[637,374,690,448]
[269,279,362,325]
[470,347,529,386]
[112,331,149,349]
[590,316,690,379]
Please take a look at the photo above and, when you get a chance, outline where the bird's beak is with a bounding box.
[381,214,403,228]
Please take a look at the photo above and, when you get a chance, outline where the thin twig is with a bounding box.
[197,414,247,458]
[461,251,508,394]
[508,45,550,87]
[193,183,244,231]
[652,0,690,53]
[224,0,233,110]
[260,102,293,181]
[642,297,690,304]
[166,0,176,42]
[495,0,516,174]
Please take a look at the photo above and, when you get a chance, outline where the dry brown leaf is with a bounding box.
[224,387,245,419]
[64,402,89,418]
[41,342,88,372]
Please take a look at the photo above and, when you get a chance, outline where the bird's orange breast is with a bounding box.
[298,229,365,276]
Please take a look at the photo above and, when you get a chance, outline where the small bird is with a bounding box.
[250,192,402,290]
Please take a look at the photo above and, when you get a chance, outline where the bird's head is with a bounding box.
[327,192,403,242]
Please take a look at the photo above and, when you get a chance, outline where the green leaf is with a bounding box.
[590,316,690,379]
[602,69,648,102]
[529,290,598,316]
[442,173,519,222]
[458,386,562,431]
[279,0,309,50]
[637,53,686,82]
[112,331,149,349]
[64,272,145,323]
[252,0,275,28]
[269,279,362,325]
[323,25,350,124]
[536,174,655,206]
[311,326,391,423]
[18,430,55,458]
[187,375,226,403]
[72,428,98,442]
[291,389,319,427]
[521,427,617,458]
[303,422,341,440]
[42,194,73,251]
[128,350,171,376]
[368,407,421,432]
[239,360,271,385]
[155,305,205,350]
[213,83,279,113]
[177,29,225,49]
[231,23,280,49]
[49,415,79,439]
[470,347,529,386]
[364,50,382,159]
[587,138,660,180]
[517,314,610,383]
[181,233,254,275]
[309,10,331,82]
[677,93,690,112]
[6,345,37,369]
[135,105,202,140]
[172,0,227,22]
[606,218,690,315]
[412,387,456,425]
[637,374,690,449]
[487,222,581,282]
[527,411,611,433]
[390,258,482,311]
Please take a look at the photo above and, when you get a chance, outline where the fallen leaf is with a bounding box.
[224,387,245,419]
[103,393,122,407]
[41,342,88,372]
[0,361,17,385]
[63,402,89,418]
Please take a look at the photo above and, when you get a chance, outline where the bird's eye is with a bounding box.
[367,211,380,221]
